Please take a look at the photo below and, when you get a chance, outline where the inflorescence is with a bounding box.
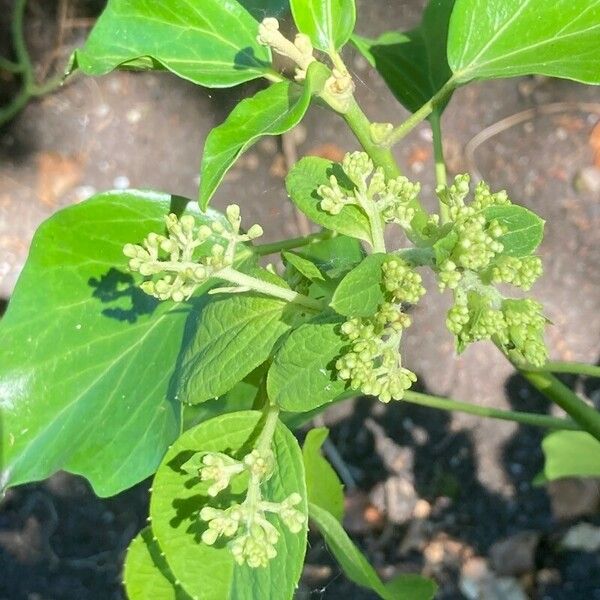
[182,448,305,568]
[432,174,547,366]
[336,257,425,402]
[123,205,263,302]
[318,151,420,232]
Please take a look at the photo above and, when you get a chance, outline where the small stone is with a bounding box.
[574,166,600,194]
[113,175,130,190]
[460,557,528,600]
[561,522,600,552]
[370,476,418,525]
[489,530,540,576]
[413,499,431,519]
[547,478,600,520]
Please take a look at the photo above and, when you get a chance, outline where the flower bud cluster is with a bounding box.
[318,151,420,232]
[488,255,543,290]
[502,298,548,366]
[189,447,305,568]
[381,258,426,304]
[447,292,548,366]
[335,256,421,403]
[123,207,263,302]
[257,18,315,81]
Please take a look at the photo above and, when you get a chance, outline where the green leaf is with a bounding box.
[330,253,387,317]
[448,0,600,85]
[302,428,344,521]
[295,235,365,279]
[268,316,347,412]
[283,251,325,281]
[182,375,261,431]
[352,0,456,114]
[290,0,356,51]
[71,0,271,87]
[286,157,372,244]
[309,503,436,599]
[150,411,308,599]
[199,62,329,208]
[483,205,545,257]
[178,294,302,405]
[432,227,458,266]
[240,0,290,20]
[541,431,600,481]
[124,528,193,600]
[0,190,234,497]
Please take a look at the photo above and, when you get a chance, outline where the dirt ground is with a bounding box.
[0,1,599,599]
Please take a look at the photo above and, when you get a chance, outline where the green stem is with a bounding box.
[356,190,386,253]
[0,55,21,73]
[403,390,580,430]
[342,97,402,179]
[532,361,600,378]
[341,97,429,238]
[218,266,323,311]
[0,0,63,128]
[385,80,456,148]
[254,230,333,256]
[256,400,280,454]
[430,111,450,224]
[517,369,600,441]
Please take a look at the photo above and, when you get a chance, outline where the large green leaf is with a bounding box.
[309,503,437,600]
[71,0,272,87]
[267,315,347,412]
[483,204,544,257]
[448,0,600,85]
[290,0,356,51]
[199,62,329,208]
[178,294,299,405]
[286,157,372,244]
[330,253,387,317]
[352,0,456,114]
[150,411,308,599]
[302,428,344,521]
[0,190,237,497]
[125,528,193,600]
[541,431,600,481]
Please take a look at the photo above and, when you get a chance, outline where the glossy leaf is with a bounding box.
[241,0,290,19]
[199,62,329,208]
[72,0,272,87]
[309,503,436,599]
[125,528,192,600]
[541,431,600,480]
[352,0,456,113]
[286,157,372,244]
[282,251,325,282]
[483,205,544,257]
[0,190,234,497]
[330,253,387,317]
[290,0,356,51]
[448,0,600,85]
[295,235,365,280]
[178,294,300,405]
[267,316,347,412]
[150,411,308,599]
[302,428,344,521]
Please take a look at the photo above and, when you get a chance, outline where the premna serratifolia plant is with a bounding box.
[1,0,600,598]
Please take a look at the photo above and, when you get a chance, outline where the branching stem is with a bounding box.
[218,267,323,311]
[384,79,456,148]
[0,0,63,127]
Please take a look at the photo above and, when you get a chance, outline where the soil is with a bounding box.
[0,1,599,599]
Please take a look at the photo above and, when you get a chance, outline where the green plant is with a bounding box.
[2,0,600,598]
[0,0,64,127]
